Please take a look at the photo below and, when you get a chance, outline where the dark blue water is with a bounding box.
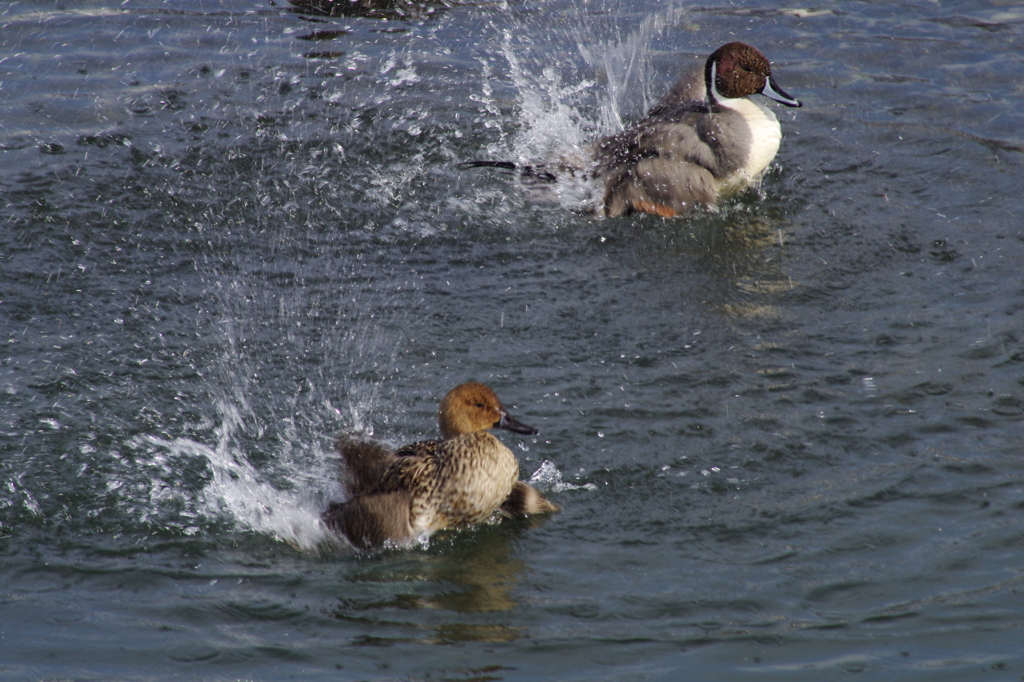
[2,0,1024,679]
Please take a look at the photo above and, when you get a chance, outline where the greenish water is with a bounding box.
[2,0,1024,679]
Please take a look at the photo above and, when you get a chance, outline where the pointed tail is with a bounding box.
[456,160,558,184]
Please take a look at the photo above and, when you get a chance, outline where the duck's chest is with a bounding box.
[717,98,782,194]
[413,433,519,530]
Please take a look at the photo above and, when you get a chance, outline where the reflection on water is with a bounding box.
[333,523,554,643]
[600,206,800,324]
[3,0,1024,678]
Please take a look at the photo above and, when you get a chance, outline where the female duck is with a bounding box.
[323,382,560,549]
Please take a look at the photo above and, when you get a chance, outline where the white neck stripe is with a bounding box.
[708,60,724,104]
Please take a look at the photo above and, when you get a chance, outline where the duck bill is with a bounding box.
[762,75,802,107]
[496,411,539,436]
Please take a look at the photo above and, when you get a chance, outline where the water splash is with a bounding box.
[527,460,597,493]
[502,2,698,144]
[121,258,420,551]
[477,2,699,213]
[573,4,695,134]
[500,28,599,165]
[133,429,337,551]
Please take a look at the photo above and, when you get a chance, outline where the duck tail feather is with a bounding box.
[456,160,558,184]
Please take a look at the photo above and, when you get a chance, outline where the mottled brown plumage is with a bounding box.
[323,382,560,549]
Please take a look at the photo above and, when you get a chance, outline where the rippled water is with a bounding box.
[2,0,1024,679]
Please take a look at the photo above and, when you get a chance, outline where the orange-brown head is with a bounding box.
[706,42,801,107]
[437,382,538,440]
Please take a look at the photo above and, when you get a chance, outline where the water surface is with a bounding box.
[2,0,1024,679]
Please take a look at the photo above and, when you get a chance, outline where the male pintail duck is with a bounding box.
[459,42,802,218]
[323,382,560,549]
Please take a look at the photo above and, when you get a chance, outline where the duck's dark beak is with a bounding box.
[496,411,539,436]
[762,75,802,107]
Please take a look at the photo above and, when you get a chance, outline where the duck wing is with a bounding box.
[394,439,441,459]
[596,107,751,217]
[323,491,415,549]
[325,436,437,548]
[397,440,559,518]
[371,439,442,496]
[335,434,398,497]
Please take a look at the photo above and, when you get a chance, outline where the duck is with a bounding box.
[323,382,561,549]
[459,42,802,218]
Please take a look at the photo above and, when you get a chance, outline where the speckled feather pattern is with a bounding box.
[383,432,519,533]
